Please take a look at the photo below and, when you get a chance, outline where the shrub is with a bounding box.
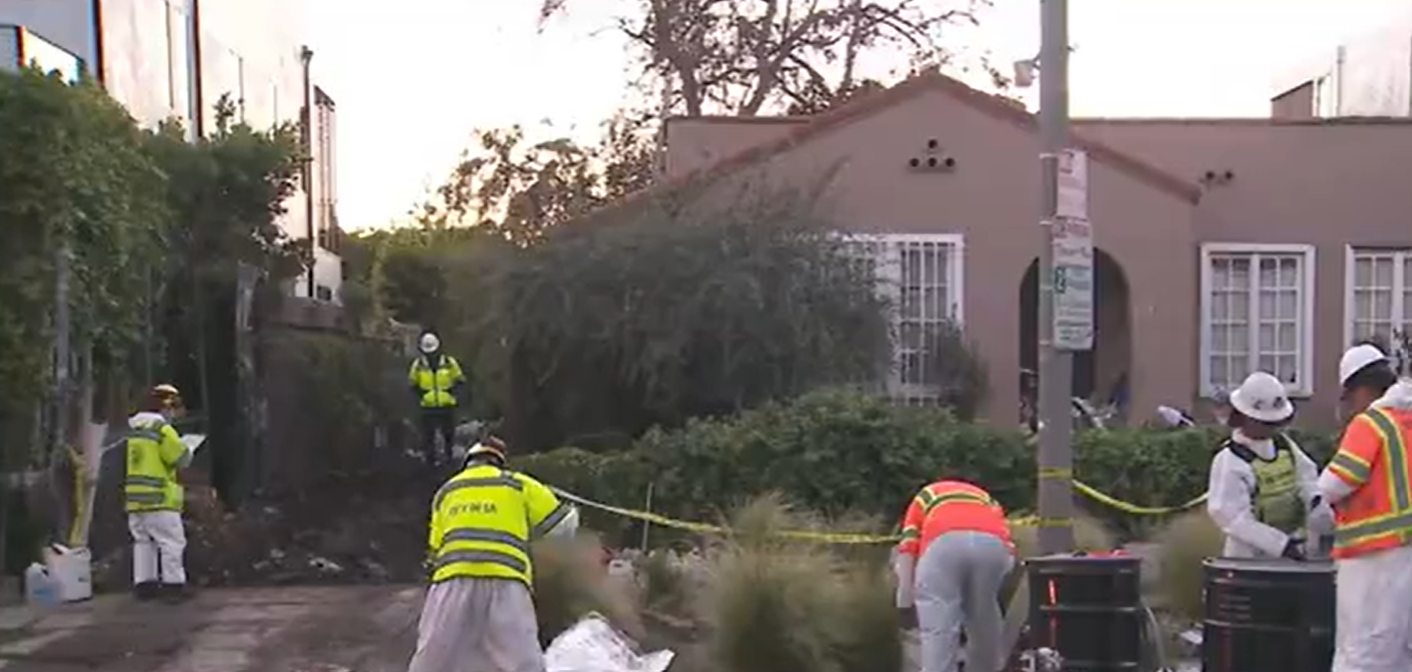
[531,531,643,645]
[697,496,900,672]
[1152,511,1223,623]
[516,390,1340,546]
[632,389,1034,524]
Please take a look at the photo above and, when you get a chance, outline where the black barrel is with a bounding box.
[1202,557,1334,672]
[1026,553,1143,671]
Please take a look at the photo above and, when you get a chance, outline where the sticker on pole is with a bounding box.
[1049,217,1094,351]
[1055,149,1088,220]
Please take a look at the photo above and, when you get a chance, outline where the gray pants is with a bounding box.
[916,531,1014,672]
[407,578,545,672]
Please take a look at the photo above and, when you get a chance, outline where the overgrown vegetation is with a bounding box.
[0,65,310,568]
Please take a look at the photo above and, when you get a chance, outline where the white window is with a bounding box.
[1345,247,1412,347]
[842,234,965,403]
[1199,244,1316,397]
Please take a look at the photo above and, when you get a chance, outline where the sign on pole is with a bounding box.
[1050,217,1094,351]
[1055,148,1088,220]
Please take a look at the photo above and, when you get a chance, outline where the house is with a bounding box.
[0,0,343,303]
[1271,10,1412,120]
[647,71,1412,428]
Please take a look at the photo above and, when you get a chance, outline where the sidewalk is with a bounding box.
[0,585,424,672]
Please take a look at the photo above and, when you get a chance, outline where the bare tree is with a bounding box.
[540,0,1002,116]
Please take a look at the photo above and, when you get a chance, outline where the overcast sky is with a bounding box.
[302,0,1410,230]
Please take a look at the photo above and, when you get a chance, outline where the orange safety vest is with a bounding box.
[1325,407,1412,559]
[897,479,1014,558]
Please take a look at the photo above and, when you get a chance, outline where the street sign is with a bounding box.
[1049,217,1093,351]
[1055,148,1088,220]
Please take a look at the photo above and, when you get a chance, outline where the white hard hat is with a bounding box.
[1228,371,1295,424]
[419,332,440,353]
[1339,343,1388,387]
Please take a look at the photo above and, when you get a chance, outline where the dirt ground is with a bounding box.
[90,456,442,592]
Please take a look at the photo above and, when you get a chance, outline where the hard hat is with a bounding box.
[419,332,440,353]
[150,384,182,410]
[1339,343,1388,387]
[464,436,507,465]
[1228,371,1294,424]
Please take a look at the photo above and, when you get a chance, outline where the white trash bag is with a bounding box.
[545,613,675,672]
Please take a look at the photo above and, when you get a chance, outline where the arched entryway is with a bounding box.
[1018,250,1133,420]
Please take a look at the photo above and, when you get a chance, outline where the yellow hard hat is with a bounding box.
[151,384,182,408]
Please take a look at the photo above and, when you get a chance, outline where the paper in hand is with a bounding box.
[180,434,208,454]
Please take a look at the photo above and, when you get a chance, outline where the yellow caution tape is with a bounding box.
[1071,480,1208,515]
[549,478,1206,545]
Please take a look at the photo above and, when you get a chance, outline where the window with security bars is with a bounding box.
[1200,245,1314,397]
[1348,248,1412,347]
[840,234,965,404]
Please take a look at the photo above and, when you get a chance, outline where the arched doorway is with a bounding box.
[1018,250,1133,420]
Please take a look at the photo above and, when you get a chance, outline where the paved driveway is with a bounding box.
[0,586,424,672]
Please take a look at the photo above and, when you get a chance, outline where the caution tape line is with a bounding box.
[550,479,1207,545]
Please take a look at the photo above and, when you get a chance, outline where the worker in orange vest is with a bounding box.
[1318,343,1412,672]
[894,479,1015,672]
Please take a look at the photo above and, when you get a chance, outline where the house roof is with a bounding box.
[595,71,1202,221]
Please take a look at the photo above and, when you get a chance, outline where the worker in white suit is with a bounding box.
[124,384,195,602]
[1317,343,1412,672]
[1206,372,1333,559]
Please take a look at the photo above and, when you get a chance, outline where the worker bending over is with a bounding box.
[895,479,1014,672]
[124,384,195,603]
[407,330,467,467]
[407,436,579,672]
[1206,371,1331,558]
[1319,344,1412,672]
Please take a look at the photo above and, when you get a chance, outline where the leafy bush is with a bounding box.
[630,389,1034,524]
[515,390,1340,546]
[445,186,894,452]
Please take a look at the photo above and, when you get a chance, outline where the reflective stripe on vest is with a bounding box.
[1334,409,1412,555]
[124,423,181,512]
[430,467,535,585]
[413,356,459,408]
[916,486,993,515]
[909,481,1013,555]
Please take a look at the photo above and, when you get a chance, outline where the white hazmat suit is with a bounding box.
[1316,378,1412,672]
[127,410,193,587]
[1206,429,1331,558]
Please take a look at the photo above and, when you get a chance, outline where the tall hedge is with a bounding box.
[513,389,1339,542]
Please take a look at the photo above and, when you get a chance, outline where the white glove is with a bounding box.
[1307,496,1336,536]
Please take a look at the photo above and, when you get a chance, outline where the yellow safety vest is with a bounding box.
[1228,435,1305,534]
[427,464,569,586]
[124,419,187,513]
[409,354,464,409]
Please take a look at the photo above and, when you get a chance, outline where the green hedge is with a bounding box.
[513,389,1339,541]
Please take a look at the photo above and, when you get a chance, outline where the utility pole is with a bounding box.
[1036,0,1080,555]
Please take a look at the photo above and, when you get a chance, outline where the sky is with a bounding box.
[302,0,1412,231]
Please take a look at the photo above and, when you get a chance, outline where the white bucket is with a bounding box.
[44,545,92,603]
